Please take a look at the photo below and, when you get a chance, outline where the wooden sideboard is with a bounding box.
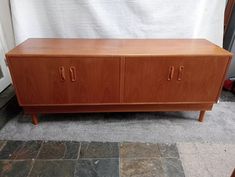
[6,39,232,125]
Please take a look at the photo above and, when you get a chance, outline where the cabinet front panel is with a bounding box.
[9,57,120,105]
[124,57,229,103]
[67,57,120,103]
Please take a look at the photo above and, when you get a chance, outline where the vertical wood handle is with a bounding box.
[178,66,184,81]
[70,66,76,82]
[168,66,174,80]
[59,66,66,81]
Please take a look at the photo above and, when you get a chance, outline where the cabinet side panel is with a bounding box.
[215,56,232,101]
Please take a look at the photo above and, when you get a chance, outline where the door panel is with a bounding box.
[8,57,120,105]
[8,58,70,104]
[67,57,120,103]
[124,57,229,102]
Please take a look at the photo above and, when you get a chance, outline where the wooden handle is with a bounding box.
[178,66,184,81]
[168,66,174,80]
[70,66,76,82]
[59,66,65,81]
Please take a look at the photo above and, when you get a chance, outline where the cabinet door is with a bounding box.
[8,57,120,105]
[67,57,120,103]
[124,57,229,103]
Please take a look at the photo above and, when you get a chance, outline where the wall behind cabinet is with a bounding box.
[10,0,226,47]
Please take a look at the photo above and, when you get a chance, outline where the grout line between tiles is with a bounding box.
[73,156,78,177]
[35,141,44,159]
[72,142,81,177]
[118,142,121,177]
[120,156,175,159]
[0,156,178,161]
[62,142,67,159]
[0,159,35,162]
[35,159,78,162]
[77,142,81,160]
[0,158,121,162]
[26,160,35,177]
[26,141,44,177]
[73,157,120,160]
[0,141,7,151]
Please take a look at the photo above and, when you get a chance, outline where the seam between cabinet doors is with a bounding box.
[119,57,125,103]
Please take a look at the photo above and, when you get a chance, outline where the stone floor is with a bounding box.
[178,143,235,177]
[0,140,185,177]
[0,87,234,177]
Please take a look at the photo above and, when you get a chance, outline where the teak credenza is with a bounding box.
[6,39,232,125]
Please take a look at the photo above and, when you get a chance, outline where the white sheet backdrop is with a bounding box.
[0,0,14,91]
[11,0,226,46]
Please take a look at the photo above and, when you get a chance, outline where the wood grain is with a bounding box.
[8,57,120,105]
[6,38,232,123]
[124,56,229,103]
[23,103,213,114]
[6,39,232,57]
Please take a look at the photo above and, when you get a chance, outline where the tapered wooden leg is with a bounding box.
[32,114,39,125]
[230,168,235,177]
[198,111,206,122]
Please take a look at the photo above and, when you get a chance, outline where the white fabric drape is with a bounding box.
[0,0,15,52]
[0,0,14,90]
[10,0,226,46]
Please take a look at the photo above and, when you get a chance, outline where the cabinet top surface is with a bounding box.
[6,38,232,57]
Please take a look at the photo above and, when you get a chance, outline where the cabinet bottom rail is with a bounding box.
[25,103,212,125]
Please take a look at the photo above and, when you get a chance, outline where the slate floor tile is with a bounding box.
[37,141,80,159]
[161,158,185,177]
[120,142,160,158]
[0,141,6,151]
[74,159,119,177]
[0,141,42,160]
[80,142,119,158]
[159,143,179,158]
[121,158,165,177]
[29,160,76,177]
[0,160,32,177]
[64,141,81,159]
[0,141,23,159]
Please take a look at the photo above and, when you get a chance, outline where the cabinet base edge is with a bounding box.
[23,103,213,114]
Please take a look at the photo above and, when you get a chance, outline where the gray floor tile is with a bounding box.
[159,143,179,158]
[64,141,81,159]
[29,160,75,177]
[0,160,32,177]
[0,141,6,151]
[161,158,185,177]
[74,159,119,177]
[80,142,119,158]
[37,141,80,159]
[121,158,165,177]
[120,142,160,158]
[0,141,42,160]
